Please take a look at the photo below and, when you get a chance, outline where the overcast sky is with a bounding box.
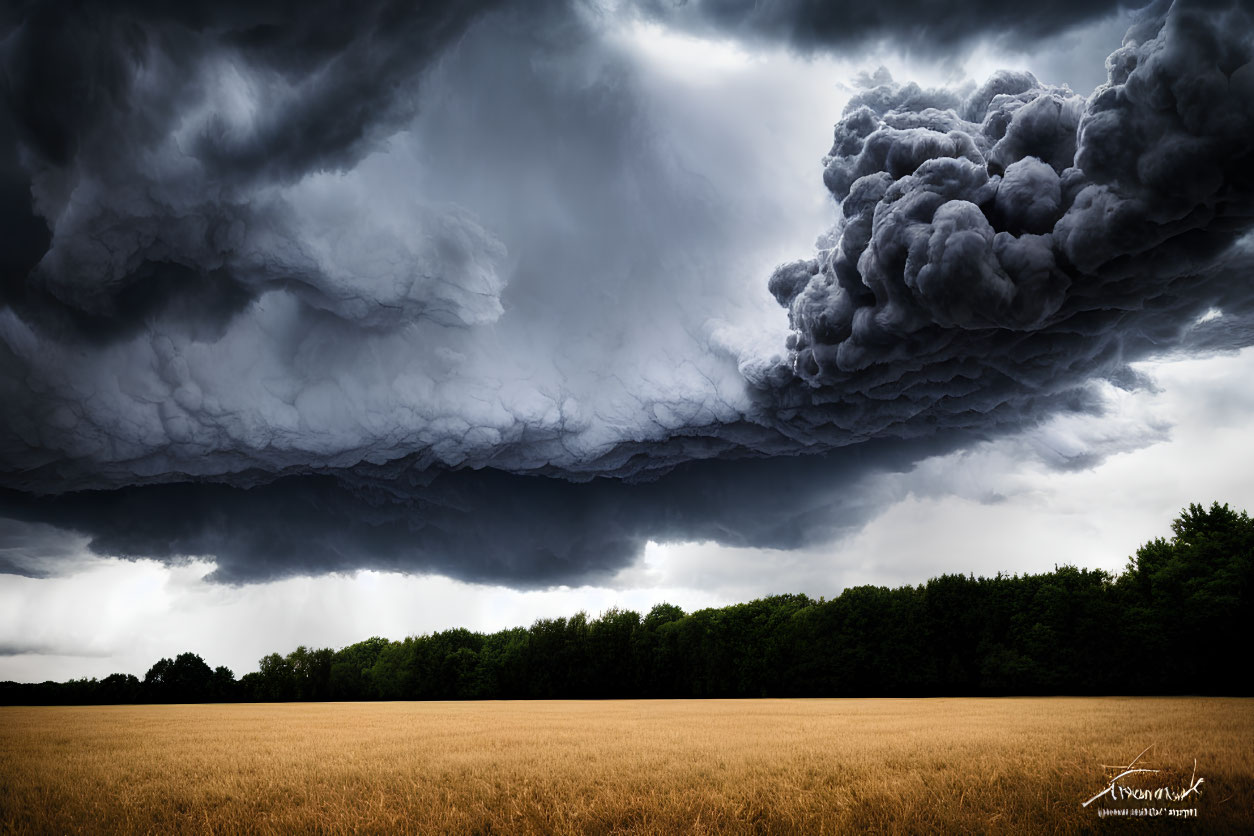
[3,0,1253,681]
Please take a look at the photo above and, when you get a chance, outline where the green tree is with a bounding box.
[1122,502,1254,692]
[254,652,295,701]
[99,673,141,704]
[143,652,215,703]
[330,636,391,699]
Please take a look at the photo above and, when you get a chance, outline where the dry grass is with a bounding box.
[1,698,1250,834]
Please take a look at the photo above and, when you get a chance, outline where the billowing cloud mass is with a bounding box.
[1,0,1252,584]
[758,0,1254,441]
[2,0,513,337]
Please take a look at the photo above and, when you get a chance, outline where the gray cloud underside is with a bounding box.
[636,0,1144,53]
[0,428,1015,585]
[1,0,1253,583]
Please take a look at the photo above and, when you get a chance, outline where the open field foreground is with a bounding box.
[1,698,1251,834]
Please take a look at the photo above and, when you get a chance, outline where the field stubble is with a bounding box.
[1,698,1250,834]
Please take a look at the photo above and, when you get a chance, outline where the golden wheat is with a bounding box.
[1,698,1250,834]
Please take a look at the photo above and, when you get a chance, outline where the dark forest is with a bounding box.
[4,502,1250,704]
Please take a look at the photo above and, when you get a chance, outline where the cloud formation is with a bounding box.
[759,0,1254,443]
[1,0,1253,584]
[1,0,510,343]
[636,0,1141,52]
[0,434,951,584]
[3,0,773,493]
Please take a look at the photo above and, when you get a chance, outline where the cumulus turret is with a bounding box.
[765,0,1254,448]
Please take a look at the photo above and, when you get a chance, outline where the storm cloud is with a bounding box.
[1,0,511,340]
[0,432,969,585]
[760,0,1254,445]
[636,0,1141,53]
[1,0,1253,583]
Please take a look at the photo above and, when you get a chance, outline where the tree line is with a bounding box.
[3,502,1250,704]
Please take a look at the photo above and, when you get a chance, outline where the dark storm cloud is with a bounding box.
[637,0,1143,53]
[0,517,87,577]
[4,0,506,181]
[0,0,510,337]
[2,0,1254,585]
[0,642,103,658]
[759,0,1254,447]
[0,430,988,584]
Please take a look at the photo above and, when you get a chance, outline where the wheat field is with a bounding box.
[1,698,1250,834]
